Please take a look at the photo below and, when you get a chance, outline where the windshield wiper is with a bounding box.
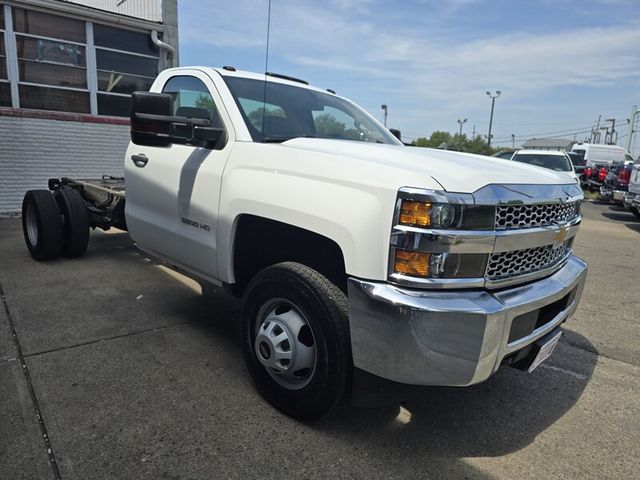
[262,134,316,143]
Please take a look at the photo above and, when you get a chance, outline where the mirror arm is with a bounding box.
[133,112,211,128]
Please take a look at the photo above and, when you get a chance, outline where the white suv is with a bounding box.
[510,149,579,183]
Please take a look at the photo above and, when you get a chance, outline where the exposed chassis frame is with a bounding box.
[48,176,127,231]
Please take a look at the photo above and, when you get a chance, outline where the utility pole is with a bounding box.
[457,118,467,136]
[511,134,515,149]
[381,104,388,127]
[605,118,616,144]
[627,105,638,152]
[472,124,476,138]
[599,126,609,144]
[486,90,501,147]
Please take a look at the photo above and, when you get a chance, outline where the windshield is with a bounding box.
[566,152,586,166]
[512,153,573,172]
[222,76,400,145]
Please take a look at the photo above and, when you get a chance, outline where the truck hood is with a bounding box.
[282,138,572,193]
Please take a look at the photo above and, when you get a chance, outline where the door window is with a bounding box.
[161,75,223,129]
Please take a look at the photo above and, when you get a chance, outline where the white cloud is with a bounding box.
[179,0,640,145]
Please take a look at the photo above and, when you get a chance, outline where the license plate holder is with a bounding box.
[528,330,562,373]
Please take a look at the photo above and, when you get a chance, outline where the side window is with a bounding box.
[162,75,223,129]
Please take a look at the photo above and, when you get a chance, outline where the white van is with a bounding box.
[571,143,633,167]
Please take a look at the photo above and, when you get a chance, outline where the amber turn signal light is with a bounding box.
[394,250,431,277]
[399,200,431,227]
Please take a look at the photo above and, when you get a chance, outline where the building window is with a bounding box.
[94,24,159,117]
[11,7,89,113]
[1,5,162,116]
[12,8,85,43]
[0,5,9,107]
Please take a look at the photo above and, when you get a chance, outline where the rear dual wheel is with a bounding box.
[241,262,352,421]
[22,189,89,260]
[54,188,89,258]
[22,190,63,260]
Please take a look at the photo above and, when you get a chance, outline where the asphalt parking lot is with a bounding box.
[1,201,639,480]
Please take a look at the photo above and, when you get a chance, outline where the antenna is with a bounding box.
[261,0,273,142]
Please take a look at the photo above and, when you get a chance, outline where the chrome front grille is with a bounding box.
[495,202,580,230]
[486,242,570,281]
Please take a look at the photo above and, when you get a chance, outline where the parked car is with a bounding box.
[622,160,640,217]
[581,164,609,192]
[571,143,633,167]
[566,151,587,175]
[20,66,588,420]
[600,161,633,204]
[510,149,579,183]
[492,149,517,160]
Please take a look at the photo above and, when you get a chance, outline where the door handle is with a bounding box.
[131,154,148,168]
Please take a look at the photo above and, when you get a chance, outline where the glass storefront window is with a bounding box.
[16,36,86,66]
[3,6,161,116]
[12,8,85,43]
[96,49,157,78]
[19,84,89,113]
[0,83,10,107]
[97,71,153,95]
[94,23,158,56]
[0,35,7,80]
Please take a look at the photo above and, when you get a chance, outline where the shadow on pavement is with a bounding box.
[314,331,596,461]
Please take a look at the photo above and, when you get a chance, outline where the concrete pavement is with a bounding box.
[1,201,638,479]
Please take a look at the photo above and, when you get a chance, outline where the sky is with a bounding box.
[178,0,640,155]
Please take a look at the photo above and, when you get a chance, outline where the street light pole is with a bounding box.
[511,133,515,149]
[486,90,501,147]
[381,104,388,127]
[457,118,467,136]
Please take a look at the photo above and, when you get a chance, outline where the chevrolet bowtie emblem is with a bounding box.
[553,225,569,244]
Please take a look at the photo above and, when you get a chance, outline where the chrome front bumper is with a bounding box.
[347,255,588,386]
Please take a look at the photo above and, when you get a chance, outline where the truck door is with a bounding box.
[125,70,233,280]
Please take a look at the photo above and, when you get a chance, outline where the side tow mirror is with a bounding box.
[130,92,173,147]
[389,128,401,141]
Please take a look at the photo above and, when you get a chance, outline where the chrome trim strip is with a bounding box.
[388,249,572,290]
[399,183,583,205]
[390,227,495,254]
[471,183,583,205]
[493,216,580,253]
[388,271,486,289]
[390,215,581,255]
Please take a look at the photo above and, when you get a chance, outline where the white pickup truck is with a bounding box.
[21,66,588,420]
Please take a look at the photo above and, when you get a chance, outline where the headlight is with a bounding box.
[395,189,495,231]
[390,187,496,281]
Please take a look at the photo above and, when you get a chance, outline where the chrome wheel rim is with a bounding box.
[25,203,38,246]
[254,298,317,390]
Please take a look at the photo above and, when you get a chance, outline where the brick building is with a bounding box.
[0,0,178,213]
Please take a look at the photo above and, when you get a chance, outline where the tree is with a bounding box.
[412,130,496,155]
[246,106,286,131]
[314,113,361,140]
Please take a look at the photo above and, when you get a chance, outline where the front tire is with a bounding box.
[22,190,63,261]
[241,262,352,420]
